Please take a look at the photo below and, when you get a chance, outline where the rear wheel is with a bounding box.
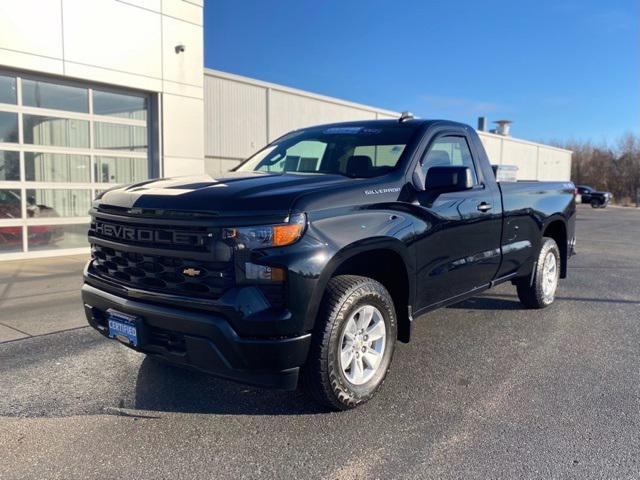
[301,275,397,410]
[516,237,560,309]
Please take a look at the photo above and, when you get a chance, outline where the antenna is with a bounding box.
[399,111,414,123]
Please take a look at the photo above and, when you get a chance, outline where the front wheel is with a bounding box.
[590,199,601,208]
[516,237,560,309]
[301,275,397,410]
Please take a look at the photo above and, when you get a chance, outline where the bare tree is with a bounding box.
[558,133,640,206]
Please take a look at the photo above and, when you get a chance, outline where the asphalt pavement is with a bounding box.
[1,205,639,479]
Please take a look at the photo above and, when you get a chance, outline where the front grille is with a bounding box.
[91,244,234,299]
[89,218,213,253]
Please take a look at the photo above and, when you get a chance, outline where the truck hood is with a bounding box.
[96,172,353,218]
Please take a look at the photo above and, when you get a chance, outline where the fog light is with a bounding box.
[245,263,285,282]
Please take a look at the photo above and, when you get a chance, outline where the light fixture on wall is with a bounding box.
[175,44,186,54]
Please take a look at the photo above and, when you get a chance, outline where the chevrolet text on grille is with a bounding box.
[94,221,207,246]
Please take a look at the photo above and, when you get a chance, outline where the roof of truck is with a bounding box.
[304,118,470,130]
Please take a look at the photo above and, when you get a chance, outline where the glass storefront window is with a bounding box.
[93,90,147,120]
[0,226,23,253]
[94,122,147,152]
[23,115,90,148]
[0,74,17,105]
[0,72,153,256]
[0,151,20,181]
[95,155,149,184]
[25,189,91,218]
[0,111,18,143]
[0,189,21,219]
[25,153,90,183]
[22,78,89,113]
[28,223,88,251]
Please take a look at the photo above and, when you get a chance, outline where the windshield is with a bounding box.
[235,124,420,178]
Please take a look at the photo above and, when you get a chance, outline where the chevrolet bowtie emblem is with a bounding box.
[182,268,201,277]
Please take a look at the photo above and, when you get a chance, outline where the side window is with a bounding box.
[422,136,478,185]
[353,144,406,167]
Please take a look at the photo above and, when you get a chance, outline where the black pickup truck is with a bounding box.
[577,185,612,208]
[83,119,576,410]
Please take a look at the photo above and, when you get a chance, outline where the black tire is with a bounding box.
[590,199,601,208]
[516,237,561,309]
[301,275,397,410]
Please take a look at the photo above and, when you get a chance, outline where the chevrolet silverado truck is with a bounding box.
[83,118,576,410]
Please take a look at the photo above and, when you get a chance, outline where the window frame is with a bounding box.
[419,133,481,187]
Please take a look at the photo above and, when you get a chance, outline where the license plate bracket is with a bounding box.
[107,309,141,347]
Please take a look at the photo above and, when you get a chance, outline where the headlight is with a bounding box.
[222,213,306,249]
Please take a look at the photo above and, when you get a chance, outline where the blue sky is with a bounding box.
[204,0,638,143]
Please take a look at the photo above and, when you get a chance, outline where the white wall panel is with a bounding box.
[204,76,267,159]
[0,0,63,59]
[163,93,204,161]
[268,90,377,141]
[161,15,203,87]
[0,49,64,76]
[62,0,162,79]
[162,0,203,25]
[119,0,161,11]
[63,62,163,91]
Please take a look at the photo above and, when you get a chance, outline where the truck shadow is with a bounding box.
[133,356,326,416]
[447,296,522,311]
[449,293,640,310]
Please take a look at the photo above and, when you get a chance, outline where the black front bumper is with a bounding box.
[82,283,311,390]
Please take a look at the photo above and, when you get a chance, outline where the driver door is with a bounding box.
[412,133,502,309]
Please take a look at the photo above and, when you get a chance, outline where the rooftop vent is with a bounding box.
[492,119,512,136]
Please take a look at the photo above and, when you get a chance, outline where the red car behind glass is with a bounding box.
[0,190,64,248]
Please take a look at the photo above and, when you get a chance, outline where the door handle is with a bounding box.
[477,202,492,212]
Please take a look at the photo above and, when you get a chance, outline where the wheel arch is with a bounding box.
[542,216,568,278]
[305,238,415,343]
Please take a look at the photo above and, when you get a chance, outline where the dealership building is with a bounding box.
[0,0,571,260]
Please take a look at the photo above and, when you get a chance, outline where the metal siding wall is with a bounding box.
[502,141,538,180]
[268,90,377,141]
[204,156,242,175]
[538,148,570,181]
[203,71,397,174]
[478,131,572,181]
[204,75,267,159]
[478,134,503,164]
[203,71,571,180]
[376,112,400,120]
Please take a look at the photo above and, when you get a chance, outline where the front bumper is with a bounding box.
[82,283,311,390]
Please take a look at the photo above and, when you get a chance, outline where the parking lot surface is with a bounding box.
[1,205,639,479]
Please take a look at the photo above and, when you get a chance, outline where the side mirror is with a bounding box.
[425,166,473,192]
